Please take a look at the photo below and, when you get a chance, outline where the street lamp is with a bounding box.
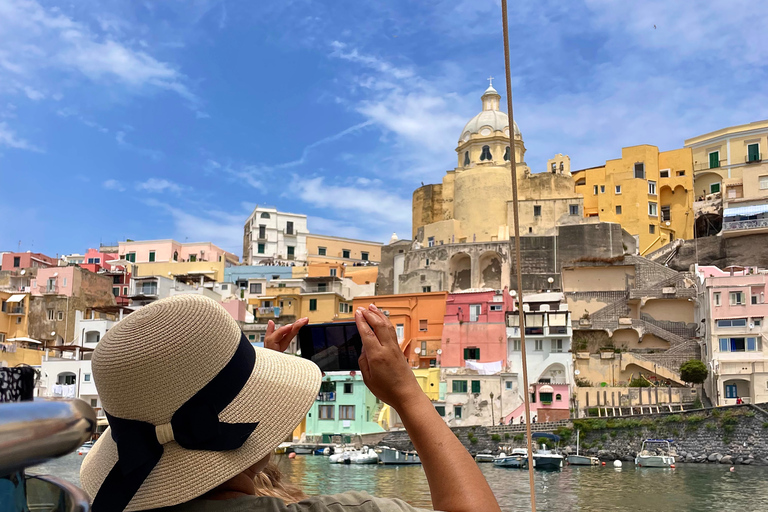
[490,391,495,426]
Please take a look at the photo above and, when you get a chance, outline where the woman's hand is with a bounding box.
[354,304,424,411]
[264,318,308,353]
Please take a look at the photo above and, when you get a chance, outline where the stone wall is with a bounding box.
[648,233,768,272]
[377,404,768,464]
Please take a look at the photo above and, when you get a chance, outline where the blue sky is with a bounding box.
[1,0,767,258]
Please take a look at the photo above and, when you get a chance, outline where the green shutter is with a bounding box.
[748,144,760,162]
[309,299,317,311]
[709,151,719,169]
[435,406,445,416]
[149,252,155,262]
[471,380,481,393]
[463,348,469,360]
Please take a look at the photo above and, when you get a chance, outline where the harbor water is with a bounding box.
[31,453,768,511]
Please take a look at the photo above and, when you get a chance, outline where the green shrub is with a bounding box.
[491,434,501,441]
[685,413,706,424]
[610,431,618,437]
[469,437,478,444]
[679,359,708,385]
[671,429,680,437]
[705,423,717,431]
[712,409,722,418]
[553,427,572,442]
[762,422,768,429]
[504,432,511,439]
[600,434,608,442]
[691,397,703,409]
[745,411,756,418]
[514,433,524,442]
[663,414,682,424]
[629,377,651,388]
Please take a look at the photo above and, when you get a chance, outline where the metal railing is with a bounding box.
[694,159,727,171]
[43,285,59,294]
[746,153,762,163]
[724,218,768,232]
[7,305,25,315]
[0,399,96,475]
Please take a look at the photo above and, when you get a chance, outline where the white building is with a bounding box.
[505,292,573,423]
[129,275,197,307]
[440,369,520,427]
[39,307,130,419]
[243,206,308,265]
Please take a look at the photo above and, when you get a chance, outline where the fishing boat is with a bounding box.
[567,430,600,466]
[475,452,495,463]
[635,439,676,468]
[350,446,379,464]
[375,446,422,465]
[532,433,564,470]
[493,448,528,468]
[292,444,317,455]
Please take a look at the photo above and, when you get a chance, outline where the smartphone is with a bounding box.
[298,321,362,372]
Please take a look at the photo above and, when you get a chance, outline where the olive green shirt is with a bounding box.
[149,492,436,512]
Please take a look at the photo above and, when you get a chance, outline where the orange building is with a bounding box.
[352,292,448,368]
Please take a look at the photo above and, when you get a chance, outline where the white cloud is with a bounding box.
[0,121,40,151]
[135,178,184,194]
[144,199,244,254]
[56,107,109,133]
[115,130,163,160]
[292,175,411,226]
[102,179,126,192]
[0,0,197,105]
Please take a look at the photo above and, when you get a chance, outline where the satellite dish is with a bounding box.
[53,272,58,276]
[574,369,581,375]
[20,269,26,275]
[437,349,442,355]
[50,331,56,336]
[414,347,421,355]
[665,221,671,226]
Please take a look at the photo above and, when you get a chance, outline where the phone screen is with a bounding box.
[298,322,362,371]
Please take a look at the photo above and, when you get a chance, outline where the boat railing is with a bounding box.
[1,398,96,511]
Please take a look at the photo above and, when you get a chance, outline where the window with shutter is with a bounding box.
[709,151,720,169]
[471,380,481,393]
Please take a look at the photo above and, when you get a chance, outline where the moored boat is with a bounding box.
[376,446,422,465]
[493,448,528,468]
[475,453,495,463]
[532,433,564,470]
[567,430,599,466]
[350,446,379,464]
[635,439,675,468]
[292,444,317,455]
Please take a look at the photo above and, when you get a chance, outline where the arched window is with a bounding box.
[463,151,470,166]
[260,212,271,219]
[173,251,178,261]
[480,145,492,161]
[555,394,562,401]
[575,178,586,186]
[503,146,510,161]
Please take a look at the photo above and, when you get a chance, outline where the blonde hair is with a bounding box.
[252,462,307,504]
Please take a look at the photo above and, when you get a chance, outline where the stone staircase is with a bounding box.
[620,352,686,385]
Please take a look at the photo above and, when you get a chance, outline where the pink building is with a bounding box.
[440,289,515,367]
[698,265,768,406]
[32,267,77,297]
[80,248,118,274]
[220,298,247,323]
[117,240,239,265]
[1,251,56,271]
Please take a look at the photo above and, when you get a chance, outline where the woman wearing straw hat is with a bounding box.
[80,295,500,512]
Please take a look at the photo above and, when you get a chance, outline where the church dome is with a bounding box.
[459,85,520,143]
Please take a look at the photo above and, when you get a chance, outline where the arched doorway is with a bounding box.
[57,371,76,385]
[478,251,502,289]
[449,253,471,292]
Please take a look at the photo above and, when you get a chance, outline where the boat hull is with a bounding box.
[475,454,495,463]
[567,455,600,466]
[377,447,421,465]
[534,456,564,470]
[293,445,316,455]
[635,455,675,468]
[493,456,528,468]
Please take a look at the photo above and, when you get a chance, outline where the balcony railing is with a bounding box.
[43,285,59,294]
[723,218,768,232]
[694,160,727,171]
[6,306,25,315]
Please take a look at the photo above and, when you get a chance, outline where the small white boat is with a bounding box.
[532,433,564,470]
[567,430,600,466]
[274,442,293,455]
[329,448,356,464]
[475,453,495,463]
[292,444,316,455]
[635,439,675,468]
[350,446,379,464]
[77,441,94,456]
[376,446,421,465]
[493,448,528,468]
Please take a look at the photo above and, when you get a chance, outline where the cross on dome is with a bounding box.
[487,76,494,87]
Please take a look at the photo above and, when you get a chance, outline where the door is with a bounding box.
[709,151,719,169]
[725,384,737,399]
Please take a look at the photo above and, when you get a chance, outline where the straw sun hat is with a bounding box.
[81,295,321,511]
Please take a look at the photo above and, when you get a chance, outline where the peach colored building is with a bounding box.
[117,240,239,265]
[440,289,515,367]
[697,265,768,406]
[31,267,78,297]
[1,251,56,271]
[352,292,448,368]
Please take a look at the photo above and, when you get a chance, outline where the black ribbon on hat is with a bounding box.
[91,333,259,512]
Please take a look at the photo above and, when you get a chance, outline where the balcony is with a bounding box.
[6,306,25,315]
[746,153,762,164]
[694,160,727,172]
[724,218,768,233]
[283,228,299,236]
[42,285,59,295]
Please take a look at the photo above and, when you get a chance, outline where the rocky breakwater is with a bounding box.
[567,404,768,465]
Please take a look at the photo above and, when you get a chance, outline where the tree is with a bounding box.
[680,359,708,385]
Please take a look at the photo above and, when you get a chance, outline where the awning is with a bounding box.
[724,204,768,217]
[538,384,555,393]
[6,294,26,303]
[7,337,42,344]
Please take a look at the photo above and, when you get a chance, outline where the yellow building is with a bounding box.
[132,260,228,283]
[413,368,442,401]
[305,234,382,264]
[0,291,42,366]
[248,278,354,324]
[413,84,588,244]
[685,120,768,238]
[292,262,379,287]
[572,145,694,255]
